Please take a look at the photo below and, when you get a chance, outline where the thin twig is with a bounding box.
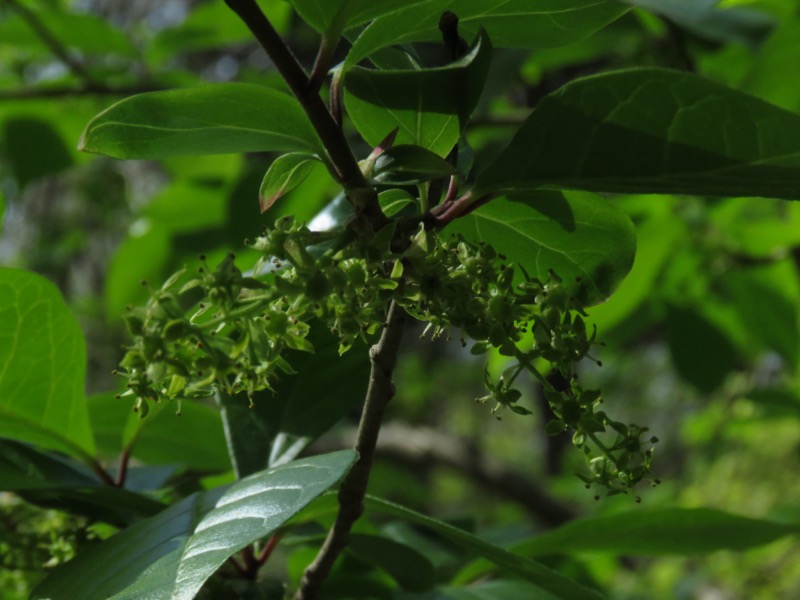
[293,301,407,600]
[257,533,283,566]
[224,0,377,217]
[90,460,117,487]
[3,0,93,83]
[115,447,131,487]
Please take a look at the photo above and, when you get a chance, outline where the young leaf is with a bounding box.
[345,30,492,156]
[0,269,94,458]
[477,68,800,201]
[371,145,457,185]
[346,0,630,67]
[79,83,324,159]
[364,495,604,600]
[259,153,321,213]
[446,191,636,306]
[32,451,357,600]
[378,189,416,217]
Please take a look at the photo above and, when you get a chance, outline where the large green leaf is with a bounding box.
[446,191,636,305]
[345,30,491,156]
[79,84,323,159]
[511,507,800,556]
[289,0,429,33]
[0,438,164,526]
[32,451,357,600]
[0,269,94,458]
[365,496,604,600]
[477,68,800,200]
[346,0,630,67]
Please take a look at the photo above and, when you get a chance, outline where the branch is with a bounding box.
[293,301,407,600]
[224,0,382,222]
[3,0,93,83]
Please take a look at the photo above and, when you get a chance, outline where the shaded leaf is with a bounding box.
[259,152,320,213]
[0,269,94,458]
[289,0,429,33]
[345,30,492,156]
[2,117,73,187]
[477,68,800,200]
[349,533,437,592]
[365,495,604,600]
[378,189,416,217]
[80,83,323,159]
[371,145,457,185]
[447,191,636,306]
[511,507,800,556]
[346,0,630,67]
[32,451,357,600]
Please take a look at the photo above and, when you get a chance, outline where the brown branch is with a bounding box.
[90,460,117,487]
[224,0,382,223]
[115,447,131,487]
[3,0,93,83]
[293,301,407,600]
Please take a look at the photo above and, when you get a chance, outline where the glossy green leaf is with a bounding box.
[371,145,457,184]
[32,451,357,600]
[349,533,437,592]
[259,152,320,213]
[447,191,636,305]
[289,0,429,32]
[345,30,491,156]
[364,496,604,600]
[0,269,94,458]
[511,508,800,556]
[346,0,630,66]
[0,438,164,526]
[477,68,800,200]
[378,189,416,217]
[79,84,323,159]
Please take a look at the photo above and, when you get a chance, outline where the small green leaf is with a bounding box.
[371,145,457,184]
[79,83,323,159]
[365,495,604,600]
[477,68,800,200]
[378,189,416,217]
[259,153,321,213]
[3,117,73,188]
[346,0,630,67]
[447,191,636,306]
[32,451,357,600]
[345,30,492,156]
[0,269,94,458]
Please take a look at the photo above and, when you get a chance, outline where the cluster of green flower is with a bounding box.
[115,215,656,494]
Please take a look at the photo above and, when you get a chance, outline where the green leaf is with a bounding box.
[510,507,800,556]
[371,145,457,184]
[346,0,630,67]
[345,30,492,156]
[217,329,370,478]
[79,83,323,159]
[32,451,357,600]
[665,304,740,393]
[477,68,800,200]
[259,153,320,213]
[0,269,94,458]
[364,495,604,600]
[289,0,429,33]
[0,438,164,526]
[378,189,416,217]
[2,117,73,188]
[447,191,636,306]
[348,533,437,592]
[400,580,563,600]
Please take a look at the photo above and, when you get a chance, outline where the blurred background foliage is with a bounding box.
[2,0,800,598]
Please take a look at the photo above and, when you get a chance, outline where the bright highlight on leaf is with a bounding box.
[79,83,325,159]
